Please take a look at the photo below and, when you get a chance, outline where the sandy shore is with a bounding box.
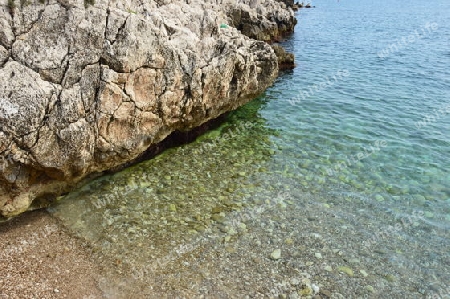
[0,210,103,299]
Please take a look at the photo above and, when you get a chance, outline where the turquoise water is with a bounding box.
[50,0,450,297]
[271,0,450,204]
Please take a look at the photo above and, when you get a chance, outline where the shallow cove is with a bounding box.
[49,0,449,297]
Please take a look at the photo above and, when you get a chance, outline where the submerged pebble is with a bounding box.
[375,195,384,202]
[270,249,282,260]
[338,266,354,277]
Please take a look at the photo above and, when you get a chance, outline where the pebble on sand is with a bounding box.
[270,249,282,260]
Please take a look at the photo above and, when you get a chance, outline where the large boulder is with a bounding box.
[0,0,296,218]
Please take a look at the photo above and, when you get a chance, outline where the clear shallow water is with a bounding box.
[265,0,450,221]
[50,0,450,298]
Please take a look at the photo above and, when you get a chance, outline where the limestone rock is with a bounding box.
[0,0,296,217]
[272,44,295,70]
[227,0,297,42]
[0,45,8,66]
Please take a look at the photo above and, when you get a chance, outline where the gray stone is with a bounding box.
[270,248,281,260]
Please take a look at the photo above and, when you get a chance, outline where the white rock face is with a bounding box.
[0,0,295,217]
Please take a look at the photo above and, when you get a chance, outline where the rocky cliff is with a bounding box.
[0,0,296,218]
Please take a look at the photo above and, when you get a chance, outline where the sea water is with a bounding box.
[50,0,450,297]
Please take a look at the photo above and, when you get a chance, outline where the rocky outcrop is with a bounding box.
[276,0,294,8]
[227,0,297,42]
[272,44,295,70]
[0,0,296,218]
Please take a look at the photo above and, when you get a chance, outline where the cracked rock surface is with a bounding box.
[0,0,295,217]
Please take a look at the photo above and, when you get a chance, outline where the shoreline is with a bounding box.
[0,0,297,218]
[0,2,300,296]
[0,210,104,298]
